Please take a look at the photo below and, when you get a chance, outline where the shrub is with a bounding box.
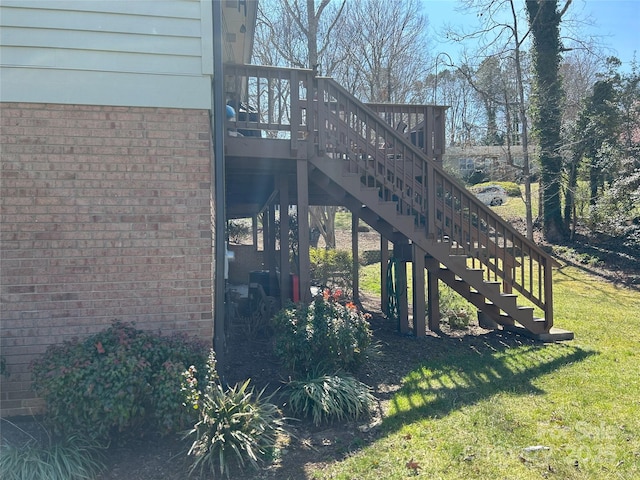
[271,290,372,375]
[287,373,374,426]
[442,308,473,330]
[309,247,353,293]
[0,432,105,480]
[183,351,285,478]
[360,249,390,266]
[30,321,208,442]
[471,181,521,197]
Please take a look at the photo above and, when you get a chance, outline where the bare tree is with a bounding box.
[447,0,537,238]
[333,0,429,103]
[255,0,346,71]
[255,0,347,248]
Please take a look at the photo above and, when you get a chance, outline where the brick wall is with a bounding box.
[227,244,265,285]
[0,103,215,416]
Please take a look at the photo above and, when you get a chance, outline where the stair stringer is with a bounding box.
[308,155,548,335]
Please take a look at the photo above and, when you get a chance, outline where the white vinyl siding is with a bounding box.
[0,0,213,108]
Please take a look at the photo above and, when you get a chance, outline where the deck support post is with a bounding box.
[252,215,258,248]
[412,244,426,336]
[266,203,276,280]
[394,241,410,334]
[279,176,290,304]
[296,160,311,302]
[425,257,441,332]
[380,235,389,312]
[352,213,360,303]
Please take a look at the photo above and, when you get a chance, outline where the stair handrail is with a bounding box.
[315,75,554,326]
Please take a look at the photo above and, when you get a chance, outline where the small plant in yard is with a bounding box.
[309,247,353,293]
[287,373,374,426]
[0,425,105,480]
[271,289,373,375]
[182,350,285,478]
[442,307,473,330]
[30,321,208,442]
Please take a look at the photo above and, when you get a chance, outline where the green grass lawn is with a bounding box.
[492,182,540,219]
[312,264,640,479]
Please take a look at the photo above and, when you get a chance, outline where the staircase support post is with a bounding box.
[380,236,389,312]
[425,257,441,332]
[394,241,410,335]
[398,259,409,334]
[412,244,426,336]
[296,160,311,303]
[279,176,290,304]
[351,212,360,304]
[252,215,258,248]
[266,203,276,279]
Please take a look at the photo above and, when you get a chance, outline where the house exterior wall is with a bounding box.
[0,0,213,108]
[0,0,218,417]
[0,103,214,416]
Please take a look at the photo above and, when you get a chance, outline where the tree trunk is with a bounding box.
[526,0,567,242]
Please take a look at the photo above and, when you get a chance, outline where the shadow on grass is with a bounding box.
[381,330,594,432]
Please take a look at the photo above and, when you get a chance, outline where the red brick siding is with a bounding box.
[227,244,265,284]
[0,103,214,417]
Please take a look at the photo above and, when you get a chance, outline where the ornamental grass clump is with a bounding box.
[182,350,286,479]
[0,431,106,480]
[288,373,374,426]
[271,289,373,375]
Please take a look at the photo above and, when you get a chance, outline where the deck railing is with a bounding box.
[224,64,554,328]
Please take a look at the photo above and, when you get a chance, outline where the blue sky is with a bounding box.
[424,0,639,71]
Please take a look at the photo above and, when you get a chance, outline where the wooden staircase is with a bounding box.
[224,64,572,341]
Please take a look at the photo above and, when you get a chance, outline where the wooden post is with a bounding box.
[380,235,389,313]
[425,257,441,332]
[392,240,410,334]
[296,160,311,302]
[252,214,258,248]
[266,204,276,273]
[279,176,290,304]
[351,212,360,303]
[412,244,426,337]
[397,257,410,334]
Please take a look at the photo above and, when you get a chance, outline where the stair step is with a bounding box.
[447,254,469,268]
[503,325,574,341]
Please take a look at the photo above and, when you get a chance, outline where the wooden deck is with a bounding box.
[222,63,572,342]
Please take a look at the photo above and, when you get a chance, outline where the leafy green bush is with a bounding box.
[287,373,374,426]
[0,433,105,480]
[309,247,353,292]
[471,181,522,197]
[271,290,372,375]
[437,284,475,329]
[30,321,207,442]
[182,351,285,478]
[360,249,390,266]
[442,308,473,330]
